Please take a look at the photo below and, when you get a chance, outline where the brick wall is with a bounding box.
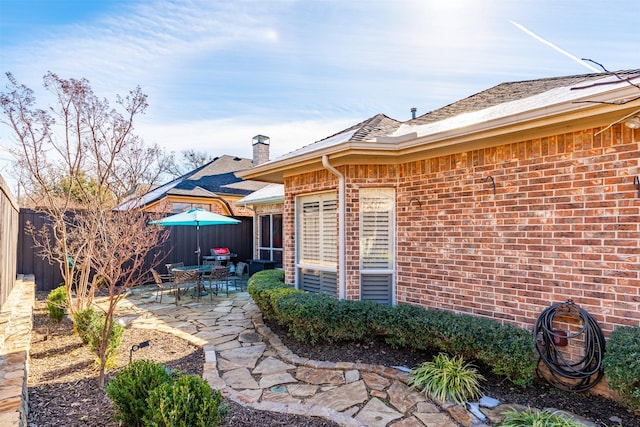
[282,124,639,336]
[395,125,639,334]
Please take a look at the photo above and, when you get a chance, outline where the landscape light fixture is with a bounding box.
[129,340,150,364]
[624,116,640,129]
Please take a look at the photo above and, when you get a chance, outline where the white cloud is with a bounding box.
[137,115,358,161]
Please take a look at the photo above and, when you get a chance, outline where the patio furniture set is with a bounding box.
[151,260,249,304]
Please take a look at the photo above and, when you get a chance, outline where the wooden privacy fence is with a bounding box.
[0,175,19,310]
[17,209,254,292]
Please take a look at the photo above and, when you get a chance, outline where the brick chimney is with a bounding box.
[252,135,270,165]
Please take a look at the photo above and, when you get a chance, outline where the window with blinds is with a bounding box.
[360,188,395,304]
[296,192,337,294]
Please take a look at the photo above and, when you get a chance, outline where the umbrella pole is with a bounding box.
[196,223,201,266]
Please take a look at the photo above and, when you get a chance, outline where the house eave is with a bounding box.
[239,80,640,183]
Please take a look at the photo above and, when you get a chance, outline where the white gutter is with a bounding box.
[322,155,346,300]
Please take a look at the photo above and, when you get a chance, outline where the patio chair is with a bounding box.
[230,261,248,292]
[205,266,231,297]
[165,262,184,275]
[172,269,198,304]
[151,268,173,303]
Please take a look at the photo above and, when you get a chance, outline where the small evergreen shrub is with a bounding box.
[409,353,484,404]
[603,326,640,411]
[144,375,223,427]
[105,359,172,427]
[46,285,67,322]
[73,306,124,367]
[499,408,584,427]
[73,306,100,344]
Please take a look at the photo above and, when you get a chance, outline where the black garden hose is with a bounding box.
[533,300,606,392]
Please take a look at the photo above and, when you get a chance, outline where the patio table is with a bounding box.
[172,265,222,300]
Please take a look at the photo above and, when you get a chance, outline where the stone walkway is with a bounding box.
[115,286,467,427]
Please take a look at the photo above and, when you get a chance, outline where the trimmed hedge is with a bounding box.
[248,273,537,387]
[603,326,640,411]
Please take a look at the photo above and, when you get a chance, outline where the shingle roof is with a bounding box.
[408,70,640,126]
[118,155,269,210]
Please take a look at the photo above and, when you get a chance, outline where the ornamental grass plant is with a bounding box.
[499,408,585,427]
[408,353,484,404]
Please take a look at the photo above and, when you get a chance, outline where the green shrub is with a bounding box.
[46,285,67,322]
[73,306,100,344]
[275,294,389,344]
[247,270,288,318]
[105,359,172,427]
[248,271,537,387]
[144,375,223,427]
[603,326,640,411]
[409,353,484,404]
[499,408,584,427]
[73,306,124,367]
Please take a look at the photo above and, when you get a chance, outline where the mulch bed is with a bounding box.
[27,299,336,427]
[265,319,640,427]
[28,297,639,427]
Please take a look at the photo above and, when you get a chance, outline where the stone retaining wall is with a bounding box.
[0,276,35,426]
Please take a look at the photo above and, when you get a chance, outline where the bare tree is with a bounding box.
[164,148,214,178]
[1,71,169,386]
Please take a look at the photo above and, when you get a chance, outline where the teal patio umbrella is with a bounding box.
[150,208,240,265]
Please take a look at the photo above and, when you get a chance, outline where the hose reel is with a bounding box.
[533,299,606,392]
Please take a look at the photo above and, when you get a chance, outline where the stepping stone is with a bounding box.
[239,331,262,343]
[363,372,390,390]
[259,372,297,389]
[202,370,226,390]
[387,380,426,413]
[219,313,246,321]
[306,380,368,412]
[215,340,241,351]
[253,357,295,375]
[356,397,403,427]
[209,334,238,346]
[389,416,424,427]
[295,367,344,385]
[198,318,221,327]
[222,368,260,389]
[287,384,318,397]
[233,389,262,403]
[344,369,360,383]
[414,412,459,427]
[416,401,440,413]
[261,389,302,404]
[218,344,266,369]
[215,325,245,336]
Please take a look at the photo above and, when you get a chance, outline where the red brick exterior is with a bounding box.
[283,125,639,336]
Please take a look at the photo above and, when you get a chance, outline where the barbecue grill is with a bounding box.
[203,247,236,263]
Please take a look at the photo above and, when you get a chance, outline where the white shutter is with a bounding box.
[360,188,395,304]
[297,192,338,295]
[360,189,394,269]
[321,198,337,265]
[300,200,320,264]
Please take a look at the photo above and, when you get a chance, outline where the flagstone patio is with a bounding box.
[113,286,467,427]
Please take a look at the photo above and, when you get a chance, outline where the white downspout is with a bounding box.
[322,155,346,300]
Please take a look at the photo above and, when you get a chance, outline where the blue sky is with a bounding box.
[0,0,638,189]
